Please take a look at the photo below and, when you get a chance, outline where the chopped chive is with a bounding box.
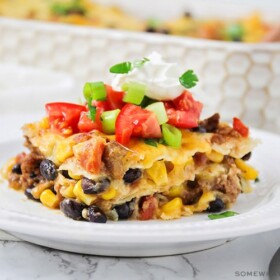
[144,138,158,147]
[179,70,198,89]
[83,82,106,101]
[254,177,260,183]
[109,62,132,74]
[161,124,182,148]
[208,211,239,220]
[146,102,168,124]
[123,82,146,105]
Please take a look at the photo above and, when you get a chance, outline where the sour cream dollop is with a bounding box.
[112,52,185,101]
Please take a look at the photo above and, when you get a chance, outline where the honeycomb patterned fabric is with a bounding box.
[0,0,277,42]
[2,55,259,223]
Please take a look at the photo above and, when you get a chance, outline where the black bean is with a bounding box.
[40,159,58,181]
[24,188,39,201]
[123,168,142,184]
[242,152,252,161]
[114,201,134,220]
[145,27,157,33]
[187,180,198,189]
[88,205,107,223]
[199,113,220,133]
[81,177,110,194]
[60,199,86,220]
[29,172,37,178]
[184,11,192,18]
[191,125,207,133]
[12,163,22,175]
[61,170,72,179]
[207,198,225,213]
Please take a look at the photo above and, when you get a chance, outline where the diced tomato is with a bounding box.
[45,102,86,135]
[77,101,109,133]
[165,108,199,128]
[105,85,125,110]
[115,104,162,145]
[78,111,101,132]
[139,196,158,221]
[173,90,203,114]
[74,137,106,174]
[164,91,203,129]
[233,117,249,137]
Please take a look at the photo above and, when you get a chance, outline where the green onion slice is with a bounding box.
[100,109,120,134]
[109,62,132,74]
[208,211,239,220]
[122,82,146,105]
[146,102,168,125]
[87,99,97,121]
[179,70,198,89]
[83,82,106,101]
[226,23,244,41]
[161,124,182,148]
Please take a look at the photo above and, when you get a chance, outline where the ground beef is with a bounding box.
[8,151,44,191]
[102,141,130,179]
[182,185,203,205]
[193,153,208,166]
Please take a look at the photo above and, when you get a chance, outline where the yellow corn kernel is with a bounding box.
[161,197,183,217]
[60,184,75,199]
[101,187,117,200]
[1,158,17,179]
[146,161,168,185]
[39,117,49,129]
[194,191,216,212]
[40,189,60,209]
[31,182,53,199]
[185,157,194,166]
[168,185,184,197]
[68,170,82,180]
[206,150,224,163]
[235,159,259,180]
[73,180,97,205]
[53,140,74,163]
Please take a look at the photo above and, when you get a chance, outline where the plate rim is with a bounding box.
[0,128,280,244]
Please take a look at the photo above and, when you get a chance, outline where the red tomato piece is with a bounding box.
[165,91,203,129]
[165,108,199,128]
[233,117,249,137]
[74,137,106,174]
[78,111,101,132]
[78,101,109,133]
[139,196,158,221]
[115,104,162,145]
[45,102,86,135]
[105,85,125,110]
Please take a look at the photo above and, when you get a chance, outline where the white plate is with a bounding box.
[0,129,279,257]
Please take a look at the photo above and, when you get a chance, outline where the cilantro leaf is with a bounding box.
[109,62,132,74]
[208,211,239,220]
[144,138,158,147]
[133,57,150,68]
[179,70,199,89]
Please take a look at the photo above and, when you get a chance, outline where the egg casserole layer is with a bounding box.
[3,114,258,221]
